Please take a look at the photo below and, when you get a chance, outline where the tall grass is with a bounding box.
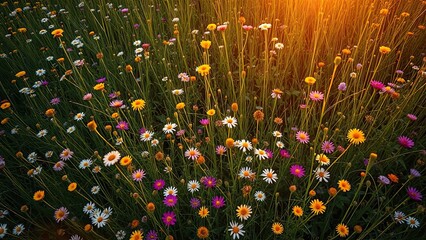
[0,0,425,239]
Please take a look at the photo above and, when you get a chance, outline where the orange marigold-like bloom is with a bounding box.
[51,28,64,38]
[33,190,45,201]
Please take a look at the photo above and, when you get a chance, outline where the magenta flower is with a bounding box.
[202,176,216,188]
[290,164,305,178]
[199,118,210,126]
[296,131,310,144]
[116,121,129,131]
[146,230,158,240]
[407,114,417,121]
[96,77,106,83]
[370,80,385,90]
[407,187,422,201]
[398,136,414,148]
[265,149,273,159]
[153,179,165,190]
[211,196,225,209]
[162,211,176,226]
[279,149,291,158]
[321,141,335,153]
[338,82,347,91]
[163,195,178,207]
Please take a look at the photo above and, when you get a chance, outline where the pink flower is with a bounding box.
[398,136,414,148]
[83,93,93,101]
[370,80,385,90]
[290,164,305,178]
[407,114,417,121]
[309,91,324,101]
[217,25,228,31]
[296,131,310,144]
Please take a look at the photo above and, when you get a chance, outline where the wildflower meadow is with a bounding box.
[0,0,425,239]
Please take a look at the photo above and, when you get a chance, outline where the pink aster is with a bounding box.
[321,141,335,153]
[163,195,178,207]
[407,114,417,121]
[153,179,166,190]
[211,196,225,209]
[132,169,146,182]
[296,131,310,144]
[290,164,305,178]
[398,136,414,149]
[280,149,291,158]
[309,91,324,101]
[116,121,129,131]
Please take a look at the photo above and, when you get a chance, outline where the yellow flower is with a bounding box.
[93,83,105,91]
[15,71,26,77]
[236,204,252,221]
[304,77,316,85]
[200,40,211,50]
[207,23,217,31]
[198,206,209,218]
[130,230,143,240]
[17,27,27,33]
[176,102,185,110]
[120,156,132,166]
[310,199,326,215]
[196,64,211,76]
[292,205,303,217]
[51,28,64,38]
[131,99,146,111]
[342,48,351,55]
[336,223,349,237]
[347,128,366,145]
[400,12,410,18]
[338,179,351,192]
[68,182,77,192]
[271,222,284,235]
[33,190,45,201]
[87,120,97,131]
[206,109,215,116]
[379,46,391,54]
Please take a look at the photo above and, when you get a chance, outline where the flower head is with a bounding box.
[228,221,245,239]
[309,91,324,101]
[162,211,176,226]
[397,136,414,148]
[407,187,422,201]
[310,199,326,215]
[296,131,310,144]
[103,151,121,166]
[347,128,366,145]
[197,64,211,76]
[131,99,145,111]
[336,223,349,237]
[290,164,305,178]
[338,179,351,192]
[271,222,284,235]
[236,205,252,221]
[54,207,69,222]
[211,196,225,209]
[261,168,278,183]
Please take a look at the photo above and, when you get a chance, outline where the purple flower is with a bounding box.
[190,198,201,209]
[338,82,347,91]
[139,128,146,134]
[398,136,414,149]
[356,63,363,70]
[108,92,119,99]
[199,118,210,126]
[410,169,421,177]
[265,149,273,159]
[211,196,225,209]
[176,129,185,137]
[279,149,291,158]
[121,8,129,13]
[202,176,216,188]
[50,97,60,105]
[407,187,422,201]
[96,77,106,83]
[163,195,178,207]
[370,80,385,90]
[395,70,404,75]
[116,121,129,131]
[153,179,166,190]
[162,211,176,226]
[363,159,369,166]
[290,164,305,178]
[378,175,390,185]
[146,230,158,240]
[41,80,49,86]
[133,24,140,29]
[321,141,335,153]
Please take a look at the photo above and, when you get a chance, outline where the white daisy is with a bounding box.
[116,230,126,240]
[103,151,121,166]
[74,112,85,121]
[66,126,76,134]
[133,40,141,46]
[172,89,184,95]
[36,129,48,138]
[91,211,109,228]
[222,116,238,128]
[60,148,74,161]
[163,186,178,196]
[187,180,200,193]
[314,167,330,182]
[276,141,284,148]
[235,140,252,152]
[394,211,406,224]
[83,202,96,214]
[91,186,100,194]
[228,221,245,239]
[272,131,282,137]
[238,167,254,179]
[254,148,268,160]
[254,191,266,202]
[151,139,159,146]
[35,69,46,76]
[27,152,38,163]
[162,122,177,134]
[12,224,24,235]
[79,159,92,169]
[0,224,7,238]
[405,216,420,228]
[140,131,154,142]
[260,168,278,184]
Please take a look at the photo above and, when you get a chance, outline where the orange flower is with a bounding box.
[15,71,26,78]
[87,120,97,131]
[206,109,215,116]
[93,83,104,91]
[0,102,11,110]
[68,182,77,192]
[176,102,185,110]
[146,202,155,212]
[200,40,211,50]
[51,28,64,38]
[45,108,55,117]
[387,173,399,183]
[379,46,391,54]
[33,190,45,201]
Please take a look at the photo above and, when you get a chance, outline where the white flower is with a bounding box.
[133,40,141,46]
[254,191,266,201]
[66,126,76,134]
[254,148,268,160]
[172,89,184,95]
[36,129,48,138]
[91,211,109,228]
[228,221,245,239]
[0,224,7,238]
[276,141,284,148]
[405,216,420,228]
[12,224,24,235]
[272,131,282,137]
[258,23,272,30]
[83,202,96,214]
[222,116,238,128]
[260,168,278,184]
[162,122,177,134]
[238,167,254,179]
[79,159,93,169]
[172,17,179,22]
[314,168,330,182]
[103,151,121,166]
[184,147,200,160]
[163,186,178,196]
[187,180,200,193]
[91,186,100,194]
[140,131,154,142]
[35,69,46,76]
[274,42,284,49]
[235,140,252,152]
[74,112,85,121]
